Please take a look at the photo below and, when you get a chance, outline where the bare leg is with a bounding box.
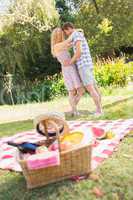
[94,84,102,103]
[68,87,84,115]
[85,84,102,113]
[74,87,85,105]
[68,89,77,113]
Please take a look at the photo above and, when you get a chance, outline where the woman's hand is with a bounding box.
[63,59,72,66]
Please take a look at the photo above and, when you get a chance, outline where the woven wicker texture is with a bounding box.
[19,113,92,189]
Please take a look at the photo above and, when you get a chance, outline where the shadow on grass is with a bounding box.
[65,110,94,121]
[65,99,133,121]
[0,171,76,200]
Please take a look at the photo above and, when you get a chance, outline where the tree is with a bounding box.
[75,0,133,57]
[55,0,74,23]
[92,0,99,13]
[68,0,99,13]
[10,0,59,31]
[0,0,59,78]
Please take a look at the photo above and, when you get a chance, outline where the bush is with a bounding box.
[15,59,130,104]
[1,59,131,105]
[94,59,130,87]
[13,74,67,104]
[51,75,67,98]
[126,61,133,76]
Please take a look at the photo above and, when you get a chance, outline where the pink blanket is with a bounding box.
[0,119,133,172]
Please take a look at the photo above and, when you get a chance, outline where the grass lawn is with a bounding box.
[0,85,133,124]
[0,99,133,200]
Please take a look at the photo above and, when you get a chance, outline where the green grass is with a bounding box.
[0,99,133,200]
[0,120,33,137]
[69,98,133,121]
[0,85,132,124]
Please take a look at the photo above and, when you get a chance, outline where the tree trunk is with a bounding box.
[93,0,99,14]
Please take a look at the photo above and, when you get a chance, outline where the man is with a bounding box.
[62,22,103,117]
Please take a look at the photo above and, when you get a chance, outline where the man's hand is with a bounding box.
[69,41,81,65]
[63,59,72,66]
[66,42,72,48]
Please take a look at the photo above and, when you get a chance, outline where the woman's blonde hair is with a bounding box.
[51,27,64,57]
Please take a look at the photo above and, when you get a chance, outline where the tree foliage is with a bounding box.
[75,0,133,57]
[55,0,74,23]
[0,0,133,80]
[0,0,59,79]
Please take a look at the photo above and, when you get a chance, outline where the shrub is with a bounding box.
[51,75,67,98]
[126,61,133,76]
[94,59,129,87]
[1,59,131,105]
[13,74,67,104]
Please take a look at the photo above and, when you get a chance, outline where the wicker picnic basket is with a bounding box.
[19,114,92,189]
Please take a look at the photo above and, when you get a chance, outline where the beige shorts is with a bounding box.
[78,67,96,86]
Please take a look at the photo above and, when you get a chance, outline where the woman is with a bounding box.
[51,28,84,116]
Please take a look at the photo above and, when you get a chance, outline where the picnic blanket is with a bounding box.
[0,119,133,172]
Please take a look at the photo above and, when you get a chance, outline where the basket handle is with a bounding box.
[43,119,61,153]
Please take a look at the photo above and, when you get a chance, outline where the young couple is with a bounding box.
[51,22,103,117]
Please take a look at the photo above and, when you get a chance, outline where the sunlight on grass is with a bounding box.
[0,86,132,124]
[0,99,133,137]
[0,120,33,137]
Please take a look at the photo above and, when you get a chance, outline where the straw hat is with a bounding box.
[34,112,69,137]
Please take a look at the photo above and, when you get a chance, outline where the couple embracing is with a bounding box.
[51,22,103,117]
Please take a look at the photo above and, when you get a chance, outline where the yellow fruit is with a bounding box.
[60,132,84,145]
[106,131,115,139]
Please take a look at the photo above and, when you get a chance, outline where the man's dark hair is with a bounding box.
[62,22,75,30]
